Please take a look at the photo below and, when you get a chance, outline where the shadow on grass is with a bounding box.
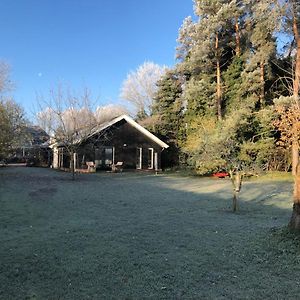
[0,167,299,299]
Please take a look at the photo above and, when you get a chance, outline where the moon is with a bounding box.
[38,72,42,77]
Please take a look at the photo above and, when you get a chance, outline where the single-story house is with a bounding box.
[51,114,169,171]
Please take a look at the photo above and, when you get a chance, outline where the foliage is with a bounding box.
[183,74,216,119]
[152,71,183,139]
[223,56,244,113]
[139,70,184,167]
[239,139,275,170]
[153,0,300,176]
[181,105,276,176]
[0,62,27,159]
[120,61,166,118]
[273,97,300,149]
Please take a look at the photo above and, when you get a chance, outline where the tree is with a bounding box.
[182,112,246,211]
[244,0,279,107]
[0,100,28,160]
[152,70,183,140]
[273,97,300,229]
[289,0,300,177]
[176,16,196,62]
[150,70,184,166]
[94,104,128,124]
[36,86,99,180]
[0,62,27,159]
[0,61,13,94]
[0,102,11,159]
[192,0,236,120]
[269,0,300,230]
[120,61,166,118]
[183,104,275,211]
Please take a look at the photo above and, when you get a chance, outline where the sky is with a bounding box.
[0,0,194,118]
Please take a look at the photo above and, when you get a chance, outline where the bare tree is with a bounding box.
[94,104,128,124]
[0,61,13,94]
[36,85,98,180]
[120,61,166,118]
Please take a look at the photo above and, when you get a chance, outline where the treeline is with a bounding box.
[149,0,300,175]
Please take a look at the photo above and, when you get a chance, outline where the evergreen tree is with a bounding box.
[170,0,298,182]
[176,16,196,63]
[192,0,235,120]
[223,56,245,113]
[152,70,184,166]
[242,0,279,107]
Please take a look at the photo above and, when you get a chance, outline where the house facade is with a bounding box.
[51,115,169,171]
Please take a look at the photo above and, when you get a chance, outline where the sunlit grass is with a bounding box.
[251,171,293,182]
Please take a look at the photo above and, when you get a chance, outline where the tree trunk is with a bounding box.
[292,141,299,176]
[230,170,243,212]
[235,17,241,57]
[292,2,300,176]
[289,163,300,230]
[293,4,300,102]
[70,150,75,181]
[233,191,238,212]
[260,61,265,107]
[215,33,222,120]
[289,203,300,230]
[290,13,300,229]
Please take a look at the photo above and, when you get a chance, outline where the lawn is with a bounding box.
[1,167,300,299]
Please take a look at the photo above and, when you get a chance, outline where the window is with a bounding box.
[104,147,114,166]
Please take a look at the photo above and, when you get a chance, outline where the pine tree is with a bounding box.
[173,0,296,182]
[152,70,184,166]
[192,0,236,120]
[153,70,183,140]
[176,16,196,63]
[244,0,279,107]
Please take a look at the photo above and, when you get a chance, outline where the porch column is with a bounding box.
[53,147,59,169]
[74,153,77,170]
[154,152,158,171]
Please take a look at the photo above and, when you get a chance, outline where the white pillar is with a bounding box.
[53,147,58,169]
[154,152,158,174]
[74,153,77,170]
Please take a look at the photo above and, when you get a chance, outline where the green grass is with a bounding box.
[249,171,294,182]
[0,167,299,299]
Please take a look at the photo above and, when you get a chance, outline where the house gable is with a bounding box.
[89,115,169,149]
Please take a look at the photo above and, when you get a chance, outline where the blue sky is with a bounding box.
[0,0,194,117]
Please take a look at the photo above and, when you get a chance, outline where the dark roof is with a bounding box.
[24,126,49,146]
